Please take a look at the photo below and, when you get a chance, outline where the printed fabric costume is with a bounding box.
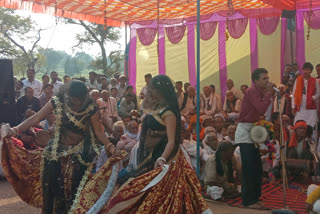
[1,96,103,214]
[2,77,211,214]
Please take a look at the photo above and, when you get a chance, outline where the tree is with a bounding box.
[0,8,44,75]
[43,48,69,72]
[65,19,121,76]
[73,51,93,72]
[64,56,82,76]
[89,51,124,77]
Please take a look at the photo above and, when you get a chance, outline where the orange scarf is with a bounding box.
[294,76,316,111]
[288,121,307,148]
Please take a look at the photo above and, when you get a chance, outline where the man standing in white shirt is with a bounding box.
[223,79,243,111]
[98,90,119,134]
[50,71,63,95]
[87,71,99,90]
[203,86,217,117]
[292,62,320,128]
[22,69,42,97]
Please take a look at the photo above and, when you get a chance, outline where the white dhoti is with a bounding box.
[235,122,254,144]
[308,184,320,214]
[294,109,318,128]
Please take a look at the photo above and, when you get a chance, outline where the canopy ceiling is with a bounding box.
[1,0,320,26]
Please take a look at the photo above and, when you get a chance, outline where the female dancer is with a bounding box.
[2,80,120,214]
[101,75,211,213]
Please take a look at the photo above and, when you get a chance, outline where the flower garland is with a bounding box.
[254,120,275,140]
[50,97,63,161]
[68,164,93,214]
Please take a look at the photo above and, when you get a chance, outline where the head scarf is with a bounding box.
[288,121,307,148]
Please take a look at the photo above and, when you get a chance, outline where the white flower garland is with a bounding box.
[68,164,93,214]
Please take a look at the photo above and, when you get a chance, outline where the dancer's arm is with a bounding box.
[15,101,53,133]
[91,112,120,156]
[155,113,176,168]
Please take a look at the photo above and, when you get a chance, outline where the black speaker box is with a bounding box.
[0,59,17,125]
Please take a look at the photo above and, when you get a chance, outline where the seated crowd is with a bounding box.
[10,63,320,211]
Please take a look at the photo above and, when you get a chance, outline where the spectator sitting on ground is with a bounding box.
[116,121,140,164]
[202,133,218,162]
[214,115,226,142]
[99,77,109,91]
[16,87,41,123]
[224,125,236,145]
[110,87,120,103]
[224,90,241,121]
[117,75,127,99]
[89,89,100,104]
[15,80,24,99]
[38,84,53,108]
[109,78,118,91]
[205,141,240,200]
[119,93,135,118]
[98,90,119,134]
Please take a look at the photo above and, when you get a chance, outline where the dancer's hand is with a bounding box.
[306,202,313,213]
[154,158,165,169]
[111,148,122,158]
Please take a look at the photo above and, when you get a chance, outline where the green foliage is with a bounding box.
[65,19,122,74]
[0,8,42,76]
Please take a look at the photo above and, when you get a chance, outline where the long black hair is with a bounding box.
[56,80,93,110]
[149,75,181,144]
[215,142,234,183]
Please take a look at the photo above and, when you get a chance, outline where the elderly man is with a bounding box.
[223,79,243,111]
[22,69,42,97]
[16,87,41,123]
[181,86,203,117]
[202,86,218,117]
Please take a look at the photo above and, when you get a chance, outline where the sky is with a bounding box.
[15,10,127,57]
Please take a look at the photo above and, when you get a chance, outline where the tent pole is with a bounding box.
[196,0,201,177]
[125,22,128,77]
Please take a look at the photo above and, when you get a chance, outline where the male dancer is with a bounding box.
[235,68,273,208]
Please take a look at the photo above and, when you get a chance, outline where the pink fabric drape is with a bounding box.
[166,26,186,44]
[257,16,280,35]
[129,29,137,92]
[218,21,227,103]
[281,18,287,82]
[296,11,306,75]
[304,10,320,29]
[249,18,258,76]
[187,25,196,86]
[227,18,248,39]
[158,27,166,75]
[200,22,217,40]
[137,28,157,46]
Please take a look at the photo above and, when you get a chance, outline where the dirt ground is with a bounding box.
[0,180,271,214]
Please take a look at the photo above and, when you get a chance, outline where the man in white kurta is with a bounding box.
[292,62,320,128]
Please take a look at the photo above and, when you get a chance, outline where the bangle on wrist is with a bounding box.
[106,143,115,152]
[156,157,166,163]
[13,127,19,134]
